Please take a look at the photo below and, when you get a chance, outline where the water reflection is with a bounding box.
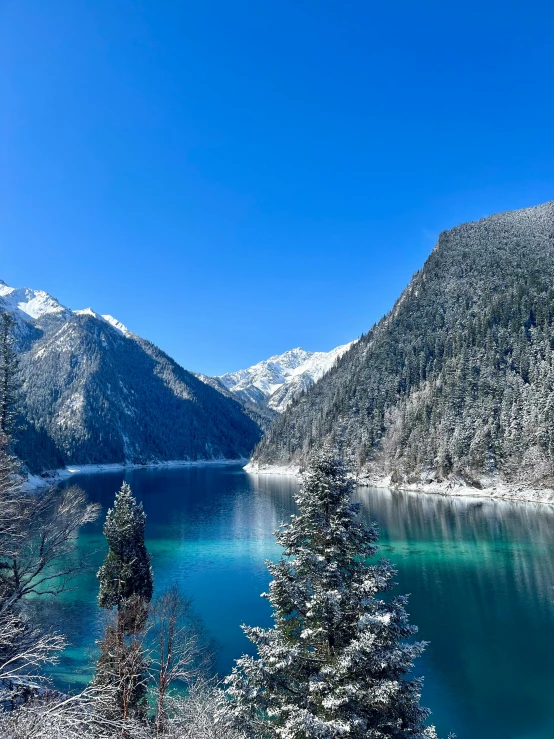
[351,487,554,738]
[43,467,554,739]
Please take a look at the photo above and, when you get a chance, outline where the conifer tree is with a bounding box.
[97,482,154,626]
[0,310,20,436]
[95,482,154,721]
[226,449,438,739]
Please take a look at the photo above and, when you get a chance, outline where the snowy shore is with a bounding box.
[243,462,554,505]
[23,458,249,491]
[23,458,554,505]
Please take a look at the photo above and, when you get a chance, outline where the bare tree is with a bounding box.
[0,483,100,614]
[0,679,256,739]
[0,609,66,685]
[148,586,213,737]
[95,614,150,725]
[0,681,151,739]
[0,430,100,707]
[163,679,251,739]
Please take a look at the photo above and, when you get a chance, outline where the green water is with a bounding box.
[40,465,554,738]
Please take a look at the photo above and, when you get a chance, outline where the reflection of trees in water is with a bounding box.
[355,486,554,545]
[352,487,554,737]
[354,486,554,607]
[229,474,298,545]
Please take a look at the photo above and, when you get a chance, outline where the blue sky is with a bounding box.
[2,1,553,375]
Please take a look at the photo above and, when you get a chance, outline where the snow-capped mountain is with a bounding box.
[217,342,355,412]
[0,280,131,335]
[0,280,261,472]
[74,309,132,336]
[0,281,72,322]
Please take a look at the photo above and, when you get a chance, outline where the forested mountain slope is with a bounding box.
[0,282,261,472]
[250,202,554,490]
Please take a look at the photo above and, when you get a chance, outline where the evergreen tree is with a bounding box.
[97,482,154,624]
[95,482,154,721]
[0,310,20,436]
[227,449,438,739]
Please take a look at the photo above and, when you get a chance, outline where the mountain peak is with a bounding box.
[102,314,132,336]
[216,341,355,412]
[0,282,71,321]
[0,281,132,339]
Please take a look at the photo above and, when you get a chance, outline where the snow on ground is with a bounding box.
[244,462,554,505]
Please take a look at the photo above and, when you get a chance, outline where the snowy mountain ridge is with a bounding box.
[0,281,131,335]
[217,342,356,412]
[0,281,72,322]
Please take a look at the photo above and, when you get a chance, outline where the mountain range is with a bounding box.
[0,281,262,472]
[1,280,352,474]
[5,200,554,494]
[249,201,554,494]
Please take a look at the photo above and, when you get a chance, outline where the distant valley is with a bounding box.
[0,281,352,474]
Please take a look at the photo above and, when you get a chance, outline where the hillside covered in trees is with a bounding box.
[0,283,261,471]
[250,201,554,492]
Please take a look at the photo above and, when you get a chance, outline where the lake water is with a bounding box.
[42,465,554,739]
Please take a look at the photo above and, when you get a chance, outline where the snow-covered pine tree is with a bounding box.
[226,448,439,739]
[95,482,154,721]
[0,310,20,436]
[97,481,154,626]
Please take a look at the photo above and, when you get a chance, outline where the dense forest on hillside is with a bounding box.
[5,310,261,471]
[252,202,554,489]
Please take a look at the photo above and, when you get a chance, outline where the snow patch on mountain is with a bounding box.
[218,342,356,412]
[0,280,132,337]
[74,307,102,319]
[102,314,132,336]
[74,309,132,336]
[0,281,71,321]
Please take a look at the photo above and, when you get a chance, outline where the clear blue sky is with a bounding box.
[1,1,553,375]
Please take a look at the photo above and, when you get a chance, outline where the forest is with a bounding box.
[253,202,554,491]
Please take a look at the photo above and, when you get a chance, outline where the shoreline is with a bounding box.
[23,458,554,505]
[23,458,249,491]
[243,462,554,506]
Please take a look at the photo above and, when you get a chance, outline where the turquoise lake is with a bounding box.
[41,465,554,739]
